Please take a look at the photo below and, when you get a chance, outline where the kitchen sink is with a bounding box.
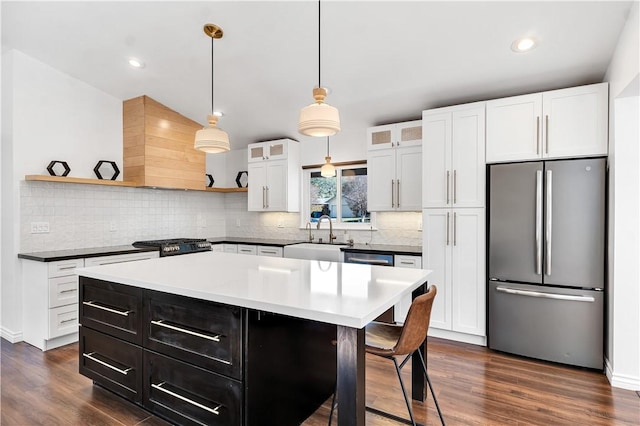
[283,243,347,262]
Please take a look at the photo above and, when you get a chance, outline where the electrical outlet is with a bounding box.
[109,221,117,232]
[236,219,241,228]
[30,222,50,234]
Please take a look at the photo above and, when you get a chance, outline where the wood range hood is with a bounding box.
[123,95,206,190]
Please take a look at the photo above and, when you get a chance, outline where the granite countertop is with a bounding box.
[341,243,422,256]
[207,237,307,247]
[78,252,432,328]
[18,245,158,262]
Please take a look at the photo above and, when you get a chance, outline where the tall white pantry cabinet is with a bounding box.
[422,102,487,345]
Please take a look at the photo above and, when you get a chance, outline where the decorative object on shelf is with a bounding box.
[320,136,336,177]
[194,23,230,154]
[46,161,70,177]
[298,0,340,137]
[93,160,120,180]
[235,171,248,188]
[206,174,215,187]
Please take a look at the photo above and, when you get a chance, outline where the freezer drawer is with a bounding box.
[488,281,603,369]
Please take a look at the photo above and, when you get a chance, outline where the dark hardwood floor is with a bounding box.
[2,337,638,425]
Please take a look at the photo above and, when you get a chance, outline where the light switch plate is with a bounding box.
[30,222,50,233]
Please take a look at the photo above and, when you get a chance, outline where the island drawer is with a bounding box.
[80,277,144,345]
[143,290,243,379]
[144,350,242,426]
[80,326,143,403]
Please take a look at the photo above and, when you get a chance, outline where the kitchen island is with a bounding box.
[77,251,431,426]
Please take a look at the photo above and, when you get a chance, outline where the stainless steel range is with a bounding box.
[132,238,212,257]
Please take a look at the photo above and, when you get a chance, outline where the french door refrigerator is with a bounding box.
[488,158,605,369]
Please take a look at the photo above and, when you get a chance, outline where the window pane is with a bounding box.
[341,167,370,223]
[310,171,337,222]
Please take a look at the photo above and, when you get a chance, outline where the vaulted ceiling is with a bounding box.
[2,1,633,150]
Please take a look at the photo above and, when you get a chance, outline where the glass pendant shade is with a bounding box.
[299,88,341,136]
[320,156,336,177]
[194,114,230,153]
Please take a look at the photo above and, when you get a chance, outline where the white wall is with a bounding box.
[603,1,640,390]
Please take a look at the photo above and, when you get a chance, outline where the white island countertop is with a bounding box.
[77,251,432,328]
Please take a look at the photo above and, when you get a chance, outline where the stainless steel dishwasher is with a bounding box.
[343,251,395,323]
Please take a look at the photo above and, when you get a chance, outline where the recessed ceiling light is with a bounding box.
[511,37,537,53]
[128,58,145,68]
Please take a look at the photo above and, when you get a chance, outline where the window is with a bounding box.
[305,165,371,228]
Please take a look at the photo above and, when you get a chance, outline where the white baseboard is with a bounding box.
[1,326,23,343]
[605,356,640,391]
[428,328,487,346]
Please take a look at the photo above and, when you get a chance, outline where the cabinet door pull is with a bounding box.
[446,212,450,246]
[453,170,457,204]
[83,352,132,375]
[453,212,457,246]
[59,317,77,324]
[58,265,77,271]
[82,301,131,316]
[150,320,221,342]
[265,186,269,208]
[151,382,222,415]
[391,180,395,208]
[396,180,400,208]
[545,115,549,154]
[536,116,540,154]
[446,171,450,205]
[60,288,77,294]
[262,186,266,209]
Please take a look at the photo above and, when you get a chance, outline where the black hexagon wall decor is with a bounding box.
[93,160,120,180]
[235,171,248,188]
[47,161,70,177]
[206,174,215,188]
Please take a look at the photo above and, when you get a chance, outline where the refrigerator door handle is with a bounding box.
[446,212,450,246]
[496,286,595,303]
[536,170,543,275]
[546,170,552,275]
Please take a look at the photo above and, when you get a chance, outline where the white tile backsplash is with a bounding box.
[20,183,423,253]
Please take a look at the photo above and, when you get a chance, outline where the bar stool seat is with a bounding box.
[329,285,445,426]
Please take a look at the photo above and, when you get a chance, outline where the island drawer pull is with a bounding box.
[60,288,77,294]
[60,317,77,324]
[348,258,390,265]
[151,320,221,342]
[83,301,131,316]
[151,382,221,415]
[83,352,132,375]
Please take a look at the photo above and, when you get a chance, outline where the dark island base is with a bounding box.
[79,277,337,426]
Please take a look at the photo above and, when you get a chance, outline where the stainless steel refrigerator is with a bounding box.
[488,158,605,369]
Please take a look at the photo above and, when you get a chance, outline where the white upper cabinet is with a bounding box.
[367,121,422,211]
[422,103,486,209]
[247,139,300,212]
[486,82,608,163]
[247,139,288,162]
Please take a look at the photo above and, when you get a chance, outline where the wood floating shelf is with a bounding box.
[25,175,246,193]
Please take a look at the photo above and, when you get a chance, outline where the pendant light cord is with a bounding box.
[326,137,330,156]
[318,0,321,89]
[211,37,219,115]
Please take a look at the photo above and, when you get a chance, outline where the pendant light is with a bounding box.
[298,0,341,137]
[320,137,336,177]
[194,24,230,153]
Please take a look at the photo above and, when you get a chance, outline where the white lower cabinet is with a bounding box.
[423,208,486,345]
[394,255,422,323]
[22,251,158,351]
[220,243,283,257]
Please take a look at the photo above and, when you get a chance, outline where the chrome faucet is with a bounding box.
[305,222,314,243]
[317,215,336,244]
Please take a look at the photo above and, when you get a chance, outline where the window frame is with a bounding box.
[301,164,376,231]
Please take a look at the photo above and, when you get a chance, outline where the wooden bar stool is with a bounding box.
[329,285,444,426]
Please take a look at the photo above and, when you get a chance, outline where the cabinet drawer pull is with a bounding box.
[58,265,77,271]
[60,288,77,294]
[150,320,221,342]
[82,301,131,316]
[59,317,77,324]
[399,261,415,266]
[83,352,132,375]
[261,250,277,254]
[151,382,222,415]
